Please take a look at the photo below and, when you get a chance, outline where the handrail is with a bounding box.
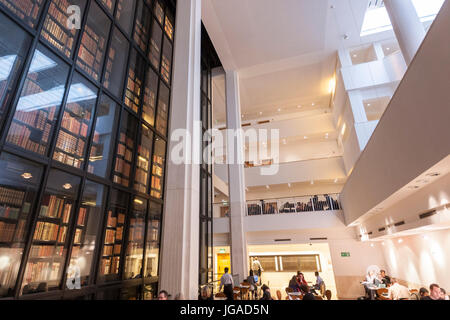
[213,192,340,205]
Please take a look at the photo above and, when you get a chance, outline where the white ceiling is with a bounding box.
[204,0,397,125]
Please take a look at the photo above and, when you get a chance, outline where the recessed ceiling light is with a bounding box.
[370,243,374,247]
[297,105,302,108]
[367,103,371,106]
[241,114,244,118]
[288,183,291,188]
[259,111,263,115]
[398,239,403,243]
[426,172,440,177]
[408,186,420,189]
[277,108,281,112]
[282,139,287,144]
[21,172,32,179]
[353,54,357,57]
[62,183,72,190]
[386,47,390,50]
[381,242,385,246]
[311,103,315,106]
[304,136,308,139]
[310,180,314,185]
[266,185,270,189]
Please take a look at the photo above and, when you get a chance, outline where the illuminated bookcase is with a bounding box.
[0,0,176,300]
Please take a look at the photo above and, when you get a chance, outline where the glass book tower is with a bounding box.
[0,0,175,300]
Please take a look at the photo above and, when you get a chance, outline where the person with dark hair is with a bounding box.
[158,290,170,300]
[380,270,391,286]
[300,284,315,300]
[296,272,308,293]
[312,271,325,296]
[440,288,449,300]
[260,284,272,300]
[429,284,442,300]
[220,267,234,300]
[419,287,430,300]
[289,275,300,292]
[247,270,257,299]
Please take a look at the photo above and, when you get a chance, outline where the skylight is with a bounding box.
[360,0,445,37]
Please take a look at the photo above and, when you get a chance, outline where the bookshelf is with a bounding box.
[142,68,158,126]
[154,1,164,26]
[148,19,162,70]
[76,2,110,81]
[124,197,146,280]
[115,0,136,36]
[156,82,169,136]
[161,36,172,84]
[7,45,69,156]
[164,10,174,41]
[0,0,44,28]
[150,139,165,199]
[24,194,74,291]
[41,0,81,58]
[133,0,150,53]
[134,125,153,194]
[124,50,145,114]
[113,111,137,188]
[53,74,96,169]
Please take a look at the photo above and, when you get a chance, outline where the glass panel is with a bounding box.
[0,152,43,298]
[134,124,153,193]
[22,169,81,294]
[133,0,151,53]
[66,180,104,288]
[279,255,321,272]
[98,0,116,14]
[124,196,146,280]
[164,8,174,40]
[115,0,136,36]
[103,27,129,98]
[155,81,169,136]
[143,282,157,300]
[120,285,142,300]
[76,1,111,81]
[144,202,161,278]
[53,72,97,169]
[0,0,45,28]
[154,1,164,25]
[98,189,128,283]
[41,0,87,58]
[161,36,172,84]
[124,49,145,114]
[199,218,207,285]
[0,12,32,123]
[150,137,165,199]
[142,67,158,126]
[148,19,162,70]
[7,45,70,156]
[87,94,119,177]
[112,110,137,187]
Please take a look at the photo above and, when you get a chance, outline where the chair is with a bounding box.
[215,292,226,298]
[240,287,249,300]
[325,290,332,300]
[285,287,294,294]
[233,286,241,300]
[276,290,282,300]
[377,288,390,300]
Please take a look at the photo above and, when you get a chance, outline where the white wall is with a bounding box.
[381,228,450,290]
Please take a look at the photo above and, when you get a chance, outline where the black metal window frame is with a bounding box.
[0,0,176,300]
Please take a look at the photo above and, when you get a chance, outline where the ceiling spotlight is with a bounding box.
[297,105,302,108]
[353,54,357,58]
[21,172,33,180]
[62,183,72,190]
[426,172,440,177]
[381,242,385,246]
[277,108,281,112]
[386,47,390,50]
[265,185,270,189]
[398,239,403,244]
[304,136,308,139]
[310,180,314,185]
[282,139,287,145]
[288,183,291,188]
[367,103,371,106]
[311,103,315,106]
[259,111,263,115]
[370,243,374,247]
[241,114,244,118]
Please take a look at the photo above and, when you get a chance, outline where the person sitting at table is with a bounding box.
[260,284,273,300]
[440,288,449,300]
[387,278,410,300]
[363,270,377,299]
[246,270,258,299]
[419,287,430,300]
[312,271,325,296]
[379,270,391,286]
[300,285,316,300]
[199,286,213,300]
[289,275,300,292]
[297,272,308,293]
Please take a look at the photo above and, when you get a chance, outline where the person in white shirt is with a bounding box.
[251,257,264,284]
[219,267,234,300]
[387,278,410,300]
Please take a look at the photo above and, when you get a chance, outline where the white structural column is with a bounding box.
[159,0,201,300]
[384,0,426,65]
[225,70,248,283]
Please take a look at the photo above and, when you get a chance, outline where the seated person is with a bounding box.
[419,287,430,300]
[296,272,308,293]
[289,275,300,292]
[312,271,325,295]
[246,270,258,299]
[387,278,410,300]
[260,284,273,300]
[363,270,377,299]
[440,288,449,300]
[380,270,391,286]
[199,286,213,300]
[300,285,316,300]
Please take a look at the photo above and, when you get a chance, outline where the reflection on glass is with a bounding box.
[115,0,136,36]
[7,45,70,156]
[154,0,164,25]
[156,82,169,136]
[134,0,151,53]
[150,137,165,199]
[22,169,81,295]
[164,9,174,40]
[161,36,172,84]
[0,0,45,28]
[41,0,86,58]
[98,189,127,283]
[148,19,162,70]
[88,94,119,177]
[98,0,116,14]
[124,197,146,279]
[134,124,153,193]
[0,12,32,124]
[113,110,137,187]
[53,73,97,168]
[144,202,161,278]
[66,180,104,288]
[103,27,129,98]
[0,152,43,298]
[76,1,110,81]
[124,49,145,113]
[142,68,158,126]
